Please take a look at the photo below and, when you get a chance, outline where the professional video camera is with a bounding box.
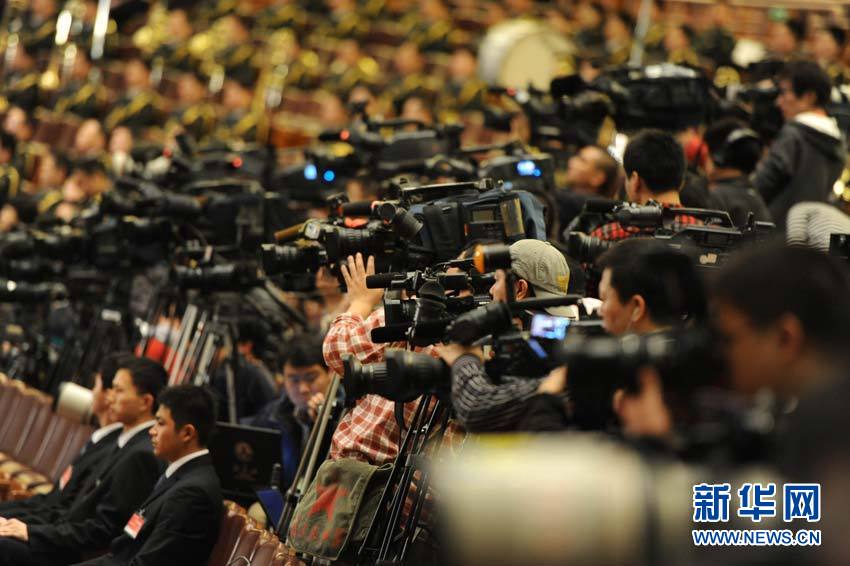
[489,84,616,152]
[343,303,596,405]
[289,116,464,182]
[566,201,775,267]
[263,177,546,281]
[366,244,509,346]
[555,328,725,431]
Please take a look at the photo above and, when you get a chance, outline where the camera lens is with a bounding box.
[324,227,382,262]
[260,244,327,274]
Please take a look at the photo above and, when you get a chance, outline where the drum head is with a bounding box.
[479,20,574,91]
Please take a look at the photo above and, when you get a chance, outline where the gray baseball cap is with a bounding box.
[509,239,576,317]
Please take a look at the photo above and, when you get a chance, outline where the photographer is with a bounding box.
[593,238,706,436]
[555,145,621,231]
[703,118,772,226]
[589,129,701,241]
[322,253,435,464]
[711,245,850,560]
[437,239,575,432]
[752,60,846,229]
[524,238,708,436]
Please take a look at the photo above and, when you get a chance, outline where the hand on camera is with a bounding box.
[435,343,484,365]
[537,366,568,395]
[340,253,383,319]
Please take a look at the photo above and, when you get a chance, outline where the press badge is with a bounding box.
[124,512,145,539]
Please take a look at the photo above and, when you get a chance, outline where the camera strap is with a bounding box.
[394,400,407,433]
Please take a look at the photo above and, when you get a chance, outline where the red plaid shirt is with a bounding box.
[590,204,703,242]
[323,309,437,465]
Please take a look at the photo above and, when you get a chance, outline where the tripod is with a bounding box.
[357,394,450,566]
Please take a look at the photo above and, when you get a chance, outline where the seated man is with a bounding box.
[246,334,335,488]
[0,353,128,522]
[589,129,701,242]
[74,385,222,566]
[0,357,166,566]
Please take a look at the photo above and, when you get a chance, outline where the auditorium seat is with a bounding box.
[227,525,262,566]
[208,506,248,566]
[0,392,53,475]
[0,389,41,462]
[248,531,279,565]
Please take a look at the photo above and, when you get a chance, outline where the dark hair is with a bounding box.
[51,151,72,175]
[73,157,108,177]
[783,18,806,43]
[588,145,622,198]
[120,357,168,411]
[622,129,686,193]
[98,351,133,389]
[825,25,847,48]
[780,60,833,108]
[597,238,707,325]
[283,334,326,369]
[237,317,269,353]
[158,385,217,446]
[587,1,605,20]
[712,244,850,360]
[703,118,762,174]
[0,131,17,157]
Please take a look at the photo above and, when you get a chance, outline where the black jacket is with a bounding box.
[753,118,846,228]
[75,454,223,566]
[707,175,773,227]
[27,426,161,564]
[0,426,122,523]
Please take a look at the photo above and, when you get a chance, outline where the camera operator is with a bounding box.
[752,60,846,229]
[523,238,707,437]
[711,245,850,561]
[555,145,621,231]
[437,239,576,432]
[322,252,436,465]
[589,129,701,241]
[703,118,772,226]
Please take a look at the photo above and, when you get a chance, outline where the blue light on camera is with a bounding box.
[516,160,536,176]
[323,170,336,182]
[304,164,318,180]
[517,159,542,178]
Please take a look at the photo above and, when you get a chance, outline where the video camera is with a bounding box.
[263,177,543,284]
[567,201,775,267]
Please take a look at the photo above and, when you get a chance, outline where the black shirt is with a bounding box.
[708,175,773,227]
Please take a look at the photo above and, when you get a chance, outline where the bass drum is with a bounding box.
[478,20,574,91]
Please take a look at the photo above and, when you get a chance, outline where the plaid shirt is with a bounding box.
[323,309,437,465]
[589,204,703,242]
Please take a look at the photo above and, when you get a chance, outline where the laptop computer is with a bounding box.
[210,422,281,504]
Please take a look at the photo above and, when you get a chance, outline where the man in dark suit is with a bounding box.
[0,353,130,522]
[0,357,167,566]
[74,385,223,566]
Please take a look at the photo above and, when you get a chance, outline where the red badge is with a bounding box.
[59,465,73,491]
[124,513,145,539]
